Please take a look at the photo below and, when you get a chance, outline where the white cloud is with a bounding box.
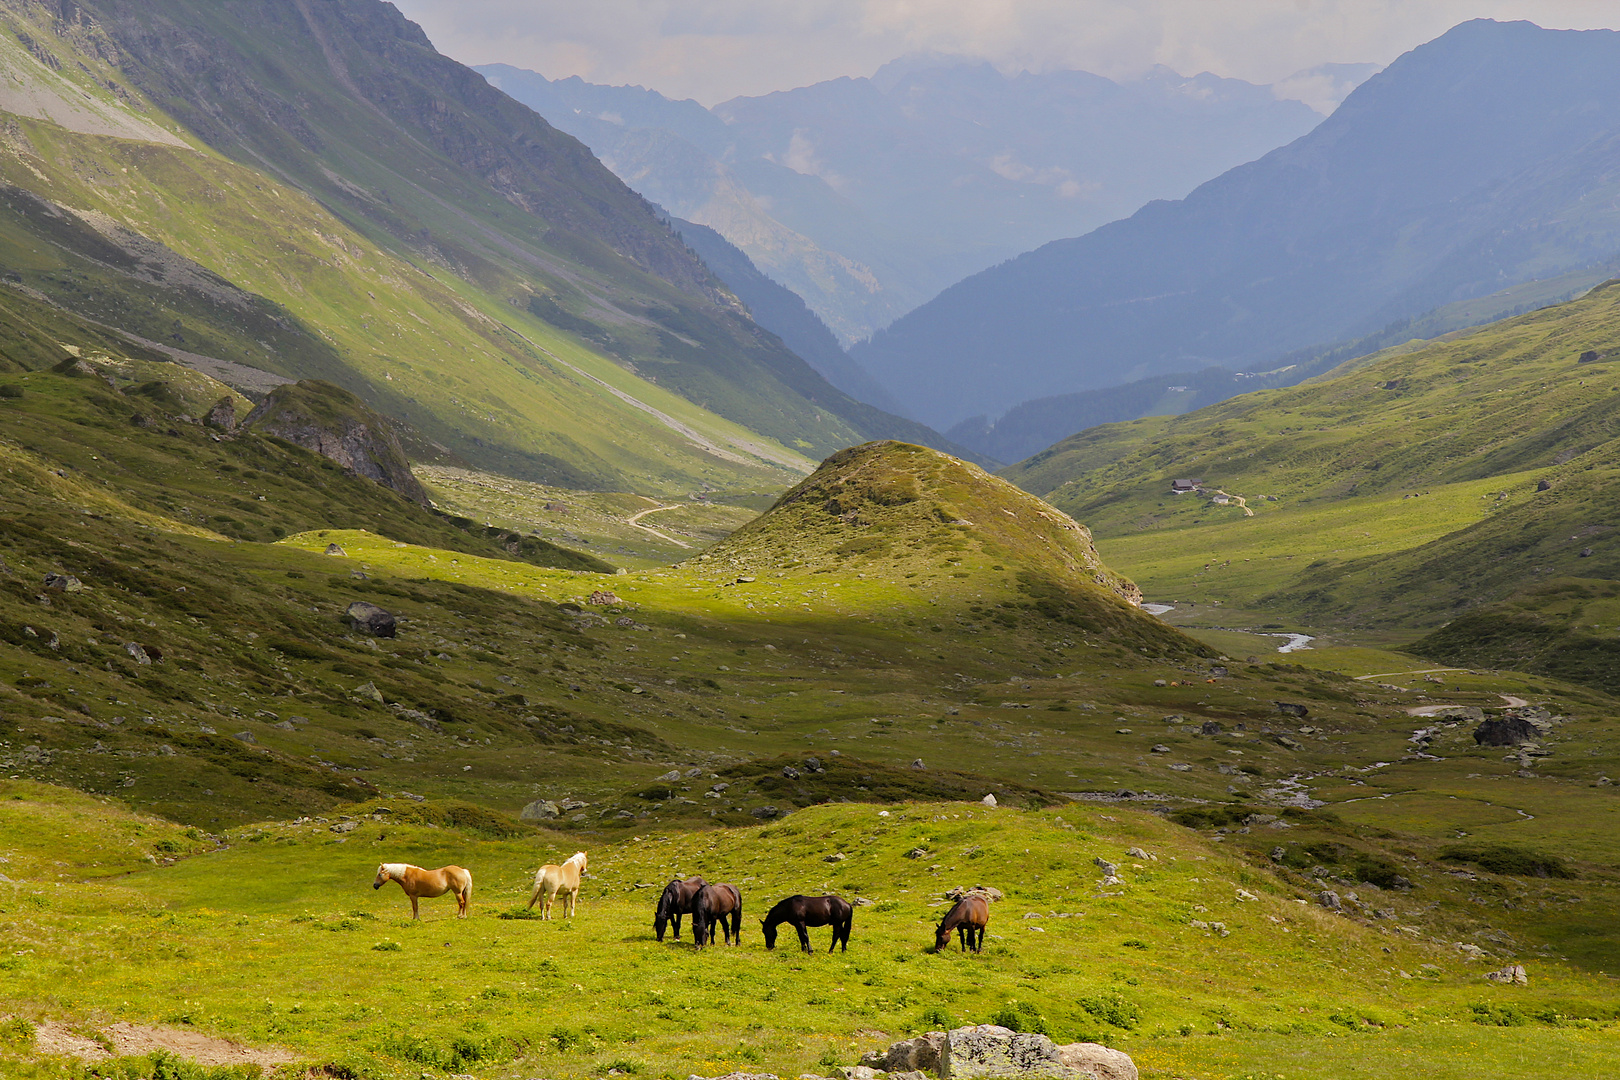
[392,1,1620,105]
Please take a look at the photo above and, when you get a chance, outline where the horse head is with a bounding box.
[761,919,777,950]
[373,864,393,890]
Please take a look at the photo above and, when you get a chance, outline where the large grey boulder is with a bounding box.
[860,1032,946,1073]
[940,1025,1084,1079]
[1474,717,1539,746]
[345,601,397,638]
[520,799,560,821]
[1056,1043,1137,1080]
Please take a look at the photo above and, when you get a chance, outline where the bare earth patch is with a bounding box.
[32,1018,297,1067]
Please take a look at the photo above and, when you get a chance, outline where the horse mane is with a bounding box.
[380,863,412,878]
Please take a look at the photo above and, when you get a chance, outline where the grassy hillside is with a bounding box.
[3,787,1619,1079]
[0,0,967,505]
[1002,279,1620,636]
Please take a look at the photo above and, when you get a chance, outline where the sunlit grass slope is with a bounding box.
[2,786,1618,1080]
[1003,279,1620,632]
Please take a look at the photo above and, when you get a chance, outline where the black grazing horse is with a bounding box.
[934,892,990,953]
[691,883,743,947]
[762,894,853,953]
[654,875,707,942]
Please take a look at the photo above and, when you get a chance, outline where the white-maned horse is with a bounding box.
[528,851,588,919]
[373,862,472,919]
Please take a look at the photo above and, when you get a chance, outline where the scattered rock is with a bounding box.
[1274,701,1309,718]
[750,806,780,819]
[232,731,256,744]
[330,820,359,833]
[1456,942,1487,958]
[1317,890,1342,911]
[520,800,560,821]
[1536,479,1552,492]
[782,766,802,780]
[693,1073,780,1080]
[906,847,929,860]
[1199,720,1223,735]
[323,542,346,556]
[345,601,398,637]
[1126,847,1156,861]
[204,397,237,432]
[124,641,152,665]
[588,590,621,605]
[353,681,384,703]
[1093,857,1118,877]
[558,798,589,811]
[982,793,998,807]
[945,885,1004,902]
[1485,964,1528,985]
[1474,717,1539,746]
[42,573,83,592]
[825,852,847,863]
[910,758,927,770]
[1274,735,1304,751]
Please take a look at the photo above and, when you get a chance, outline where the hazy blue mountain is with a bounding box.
[479,59,1333,344]
[850,20,1620,433]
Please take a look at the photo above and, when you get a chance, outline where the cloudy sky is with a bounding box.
[391,0,1618,105]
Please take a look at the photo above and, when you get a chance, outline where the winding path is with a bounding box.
[627,504,690,548]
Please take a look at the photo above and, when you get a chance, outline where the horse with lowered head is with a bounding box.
[762,894,853,953]
[934,892,989,953]
[528,851,588,918]
[655,875,706,942]
[373,863,471,920]
[691,883,743,947]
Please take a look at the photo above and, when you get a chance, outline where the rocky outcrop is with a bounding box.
[243,380,428,505]
[860,1033,945,1074]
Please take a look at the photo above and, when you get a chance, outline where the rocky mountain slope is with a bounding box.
[852,20,1620,435]
[0,0,956,500]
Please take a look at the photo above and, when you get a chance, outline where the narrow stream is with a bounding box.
[1142,604,1314,653]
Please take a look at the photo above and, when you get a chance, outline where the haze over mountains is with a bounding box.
[480,58,1356,345]
[851,20,1620,450]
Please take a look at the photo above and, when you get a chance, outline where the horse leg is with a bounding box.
[673,914,682,939]
[410,893,420,921]
[975,926,985,953]
[797,923,811,954]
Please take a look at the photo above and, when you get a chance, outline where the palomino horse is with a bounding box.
[691,883,742,947]
[528,851,588,919]
[934,892,990,953]
[762,894,853,953]
[654,875,707,942]
[373,863,472,920]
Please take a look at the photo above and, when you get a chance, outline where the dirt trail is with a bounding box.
[31,1019,297,1067]
[1213,489,1255,517]
[1353,668,1467,681]
[627,503,690,548]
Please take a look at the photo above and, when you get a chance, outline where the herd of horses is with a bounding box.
[374,860,992,952]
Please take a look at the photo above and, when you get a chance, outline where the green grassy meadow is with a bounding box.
[4,783,1619,1080]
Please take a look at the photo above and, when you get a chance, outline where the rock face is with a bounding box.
[345,601,397,638]
[243,380,429,505]
[1485,964,1529,984]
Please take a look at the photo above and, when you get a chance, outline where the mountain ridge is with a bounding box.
[851,19,1620,432]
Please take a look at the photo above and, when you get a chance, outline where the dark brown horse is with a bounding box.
[934,893,989,953]
[691,883,742,947]
[762,894,853,953]
[654,875,707,942]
